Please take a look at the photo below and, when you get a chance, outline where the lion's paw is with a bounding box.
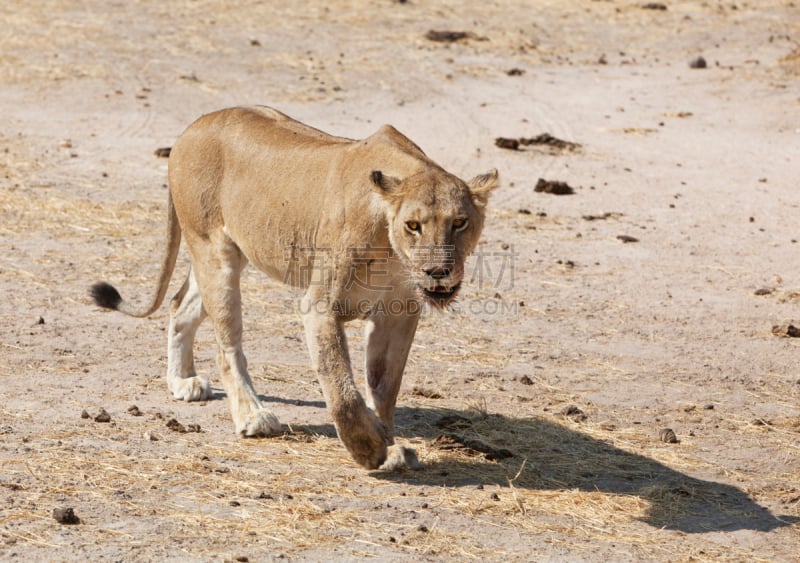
[170,376,212,402]
[378,444,422,472]
[237,408,282,438]
[337,409,390,469]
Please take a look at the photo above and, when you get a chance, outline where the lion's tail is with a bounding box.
[90,192,181,318]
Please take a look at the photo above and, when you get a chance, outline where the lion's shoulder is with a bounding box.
[364,124,428,160]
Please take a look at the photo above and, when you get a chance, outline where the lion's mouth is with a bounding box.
[420,282,461,307]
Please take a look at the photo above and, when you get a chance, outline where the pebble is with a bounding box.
[689,56,707,69]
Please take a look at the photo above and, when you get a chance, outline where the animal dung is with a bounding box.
[772,324,800,337]
[166,418,201,433]
[495,137,520,150]
[659,428,679,444]
[495,134,581,153]
[534,178,575,195]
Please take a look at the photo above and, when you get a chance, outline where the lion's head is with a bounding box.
[370,168,499,308]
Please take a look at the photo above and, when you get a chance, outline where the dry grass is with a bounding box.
[3,399,797,560]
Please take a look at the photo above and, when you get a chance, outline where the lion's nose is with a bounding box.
[424,267,450,280]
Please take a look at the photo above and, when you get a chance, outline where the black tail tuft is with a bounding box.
[90,282,122,310]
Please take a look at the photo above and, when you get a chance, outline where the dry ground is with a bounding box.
[1,1,799,561]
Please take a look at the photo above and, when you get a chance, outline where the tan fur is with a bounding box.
[93,106,498,468]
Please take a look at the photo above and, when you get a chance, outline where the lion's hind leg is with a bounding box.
[189,232,282,437]
[167,269,212,401]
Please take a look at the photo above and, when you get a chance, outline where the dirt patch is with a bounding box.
[1,0,798,560]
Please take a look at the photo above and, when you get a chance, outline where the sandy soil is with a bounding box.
[1,1,799,560]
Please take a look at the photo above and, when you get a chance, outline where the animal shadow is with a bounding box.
[360,405,798,534]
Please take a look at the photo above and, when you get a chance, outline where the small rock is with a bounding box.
[519,375,533,385]
[154,147,172,158]
[52,507,80,525]
[506,68,525,76]
[36,316,45,325]
[127,405,143,416]
[754,287,774,296]
[80,410,90,419]
[617,235,639,243]
[689,56,707,69]
[659,428,679,443]
[642,2,667,9]
[94,409,111,423]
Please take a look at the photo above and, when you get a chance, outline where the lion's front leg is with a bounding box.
[302,294,390,469]
[364,312,420,440]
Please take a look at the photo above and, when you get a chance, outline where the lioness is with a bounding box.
[90,106,497,469]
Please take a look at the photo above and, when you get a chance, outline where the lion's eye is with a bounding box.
[452,217,468,231]
[405,220,421,234]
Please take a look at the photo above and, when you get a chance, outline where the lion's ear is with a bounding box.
[370,170,402,196]
[468,168,499,208]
